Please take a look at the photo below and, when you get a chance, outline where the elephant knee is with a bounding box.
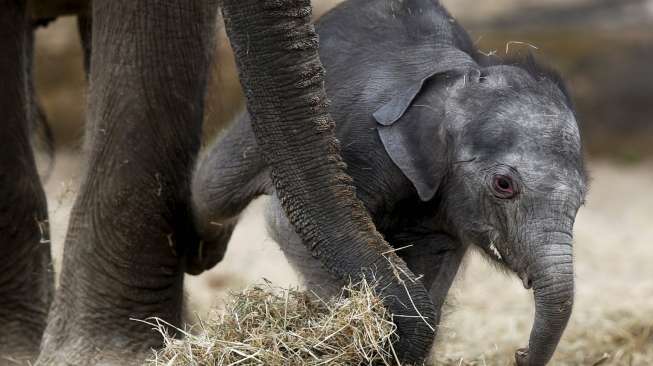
[189,146,260,274]
[186,154,229,274]
[184,218,235,275]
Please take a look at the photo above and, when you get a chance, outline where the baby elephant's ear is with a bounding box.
[373,76,435,127]
[374,49,477,201]
[377,100,448,201]
[373,48,477,126]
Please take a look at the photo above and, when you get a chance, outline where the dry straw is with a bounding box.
[145,280,653,366]
[146,279,403,366]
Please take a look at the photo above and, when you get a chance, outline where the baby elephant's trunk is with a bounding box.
[518,231,574,366]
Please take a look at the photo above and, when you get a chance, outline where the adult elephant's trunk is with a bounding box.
[221,0,436,363]
[517,232,575,366]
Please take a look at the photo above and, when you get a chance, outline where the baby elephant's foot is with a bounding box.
[515,347,529,366]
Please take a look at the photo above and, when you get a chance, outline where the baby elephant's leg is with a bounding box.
[393,233,466,321]
[189,114,270,274]
[265,194,342,299]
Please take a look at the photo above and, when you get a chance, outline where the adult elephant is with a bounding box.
[0,0,434,365]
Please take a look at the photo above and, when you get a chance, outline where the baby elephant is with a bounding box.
[191,0,587,364]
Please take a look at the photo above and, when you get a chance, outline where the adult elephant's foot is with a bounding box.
[36,198,188,366]
[0,271,52,365]
[1,294,50,365]
[36,341,149,366]
[0,182,52,365]
[0,167,52,365]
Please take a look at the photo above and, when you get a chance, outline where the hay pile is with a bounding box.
[147,280,402,365]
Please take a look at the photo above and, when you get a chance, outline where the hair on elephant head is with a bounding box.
[192,0,587,365]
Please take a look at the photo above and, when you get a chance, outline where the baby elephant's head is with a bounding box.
[375,52,587,366]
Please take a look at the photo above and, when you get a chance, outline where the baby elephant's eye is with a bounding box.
[492,174,517,199]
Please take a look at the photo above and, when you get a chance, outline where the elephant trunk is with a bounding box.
[518,233,574,366]
[221,0,436,362]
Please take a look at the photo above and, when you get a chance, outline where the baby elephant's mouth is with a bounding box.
[483,241,533,290]
[488,242,503,261]
[480,231,506,264]
[480,237,505,265]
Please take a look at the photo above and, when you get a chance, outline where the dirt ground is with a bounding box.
[44,153,653,365]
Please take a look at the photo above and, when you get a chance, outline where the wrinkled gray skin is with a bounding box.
[1,0,437,365]
[193,0,588,365]
[0,4,53,361]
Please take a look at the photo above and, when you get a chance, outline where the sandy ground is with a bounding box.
[43,152,653,365]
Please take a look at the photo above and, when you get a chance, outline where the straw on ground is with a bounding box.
[147,279,402,366]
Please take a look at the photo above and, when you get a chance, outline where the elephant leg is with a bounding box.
[189,113,270,275]
[0,0,54,362]
[38,1,219,364]
[394,233,466,327]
